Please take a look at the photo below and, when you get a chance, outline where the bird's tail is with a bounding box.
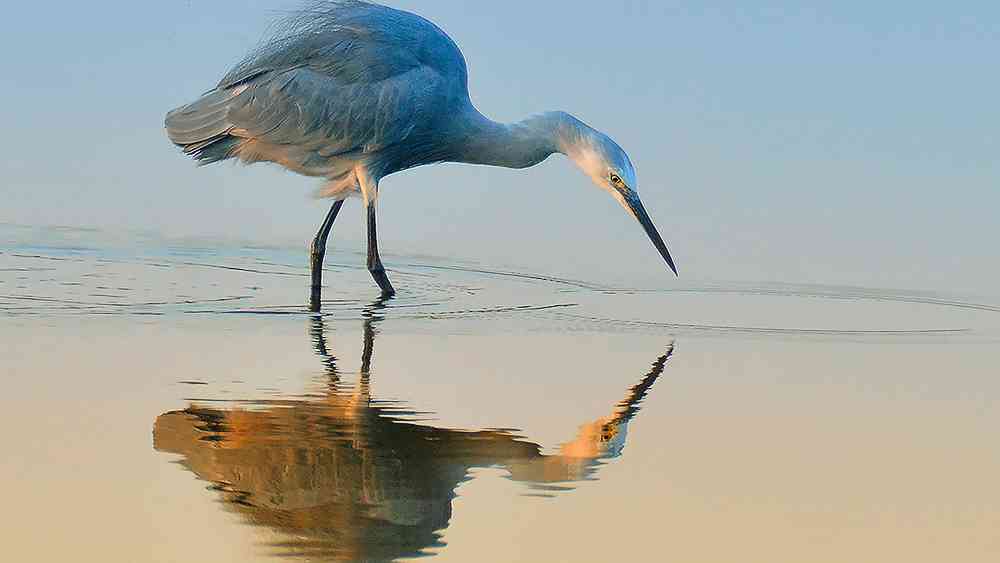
[164,88,242,164]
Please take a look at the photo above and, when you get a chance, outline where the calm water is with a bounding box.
[2,225,999,562]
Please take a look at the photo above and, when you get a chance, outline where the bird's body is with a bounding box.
[166,1,677,308]
[167,1,468,195]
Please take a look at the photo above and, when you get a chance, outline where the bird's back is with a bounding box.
[219,1,467,92]
[165,1,471,184]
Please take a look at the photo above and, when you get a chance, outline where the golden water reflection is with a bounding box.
[153,309,673,561]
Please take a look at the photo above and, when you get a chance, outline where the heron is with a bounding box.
[165,0,678,311]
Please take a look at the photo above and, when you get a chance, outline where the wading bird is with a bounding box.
[165,1,678,310]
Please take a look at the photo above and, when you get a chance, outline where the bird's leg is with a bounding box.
[365,200,396,297]
[309,199,345,312]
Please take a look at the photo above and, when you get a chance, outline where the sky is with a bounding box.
[1,1,997,295]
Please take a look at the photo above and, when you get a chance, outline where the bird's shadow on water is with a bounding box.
[152,298,674,561]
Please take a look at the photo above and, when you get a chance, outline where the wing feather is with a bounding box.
[166,1,468,172]
[227,64,440,156]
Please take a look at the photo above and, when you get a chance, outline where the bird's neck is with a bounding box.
[450,110,586,169]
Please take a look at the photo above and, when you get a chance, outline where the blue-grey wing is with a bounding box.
[219,1,467,91]
[230,63,443,156]
[165,0,467,167]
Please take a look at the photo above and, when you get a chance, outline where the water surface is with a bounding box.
[2,225,999,562]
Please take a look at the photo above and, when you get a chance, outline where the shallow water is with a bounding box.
[3,225,999,562]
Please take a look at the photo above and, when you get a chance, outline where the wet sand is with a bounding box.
[2,225,999,562]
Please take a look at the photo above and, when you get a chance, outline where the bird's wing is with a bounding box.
[225,63,443,158]
[219,1,467,90]
[167,2,468,165]
[221,1,466,155]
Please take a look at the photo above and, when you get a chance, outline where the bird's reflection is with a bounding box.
[153,302,673,561]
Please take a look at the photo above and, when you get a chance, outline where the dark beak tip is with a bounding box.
[626,195,678,280]
[665,260,678,277]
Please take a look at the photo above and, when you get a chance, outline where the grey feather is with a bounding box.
[164,89,239,162]
[165,0,471,176]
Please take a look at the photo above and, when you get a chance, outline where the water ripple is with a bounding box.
[2,236,997,339]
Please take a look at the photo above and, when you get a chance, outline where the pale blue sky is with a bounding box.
[2,1,997,294]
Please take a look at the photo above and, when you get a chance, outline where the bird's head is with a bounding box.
[559,119,678,276]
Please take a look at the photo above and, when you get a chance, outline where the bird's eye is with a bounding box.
[609,173,625,189]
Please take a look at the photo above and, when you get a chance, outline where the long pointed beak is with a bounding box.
[624,193,678,276]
